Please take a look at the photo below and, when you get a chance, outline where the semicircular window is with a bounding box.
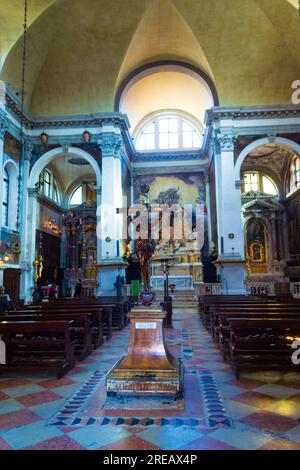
[135,114,203,152]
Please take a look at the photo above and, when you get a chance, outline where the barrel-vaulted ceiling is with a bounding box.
[0,0,299,117]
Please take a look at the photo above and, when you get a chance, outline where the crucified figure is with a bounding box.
[135,239,154,289]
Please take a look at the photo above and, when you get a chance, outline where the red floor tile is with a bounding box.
[17,390,63,407]
[0,437,12,450]
[234,391,280,409]
[0,409,40,431]
[36,377,77,388]
[99,435,162,451]
[0,379,31,388]
[225,378,265,389]
[241,411,299,434]
[24,435,86,450]
[0,391,9,401]
[260,439,300,451]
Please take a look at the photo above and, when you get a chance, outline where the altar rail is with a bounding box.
[195,283,222,296]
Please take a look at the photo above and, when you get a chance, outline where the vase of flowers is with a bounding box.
[169,283,176,294]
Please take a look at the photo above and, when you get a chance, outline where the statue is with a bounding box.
[134,185,156,305]
[135,238,154,289]
[114,274,125,297]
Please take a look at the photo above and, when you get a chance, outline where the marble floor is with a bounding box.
[0,309,300,450]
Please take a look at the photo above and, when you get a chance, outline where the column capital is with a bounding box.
[0,113,8,139]
[98,132,123,158]
[215,134,237,153]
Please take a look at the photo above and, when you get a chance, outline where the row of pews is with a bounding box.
[0,296,133,378]
[199,295,300,378]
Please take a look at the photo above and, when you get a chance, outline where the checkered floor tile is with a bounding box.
[0,309,299,450]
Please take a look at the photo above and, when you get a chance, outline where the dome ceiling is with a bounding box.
[0,0,299,116]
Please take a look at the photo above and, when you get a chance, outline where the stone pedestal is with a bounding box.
[214,256,247,295]
[106,307,183,397]
[96,258,128,295]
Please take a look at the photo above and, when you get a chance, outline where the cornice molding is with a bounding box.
[205,104,300,125]
[133,150,204,162]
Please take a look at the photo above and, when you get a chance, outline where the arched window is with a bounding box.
[2,168,9,226]
[289,156,300,193]
[135,114,203,152]
[242,172,277,196]
[70,186,83,206]
[39,168,60,203]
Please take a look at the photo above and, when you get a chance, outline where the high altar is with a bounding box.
[151,241,203,291]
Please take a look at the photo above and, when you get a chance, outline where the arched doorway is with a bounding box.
[238,138,300,294]
[20,147,101,302]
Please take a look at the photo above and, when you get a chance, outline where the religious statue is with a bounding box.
[134,185,157,305]
[135,238,155,288]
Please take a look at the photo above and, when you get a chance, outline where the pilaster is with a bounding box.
[214,133,246,294]
[97,132,127,294]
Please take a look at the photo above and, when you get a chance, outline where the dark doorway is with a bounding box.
[4,268,21,300]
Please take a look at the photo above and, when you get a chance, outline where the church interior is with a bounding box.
[0,0,300,452]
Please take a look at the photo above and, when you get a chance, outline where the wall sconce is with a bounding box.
[43,217,60,235]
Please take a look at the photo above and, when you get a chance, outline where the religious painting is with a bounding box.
[133,173,205,206]
[246,218,267,263]
[4,132,22,162]
[133,172,207,254]
[0,230,20,264]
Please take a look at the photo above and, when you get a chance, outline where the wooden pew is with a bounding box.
[19,307,106,346]
[21,303,112,340]
[216,310,300,359]
[7,312,93,360]
[228,318,300,378]
[0,320,75,378]
[210,304,300,337]
[40,298,124,331]
[198,296,272,325]
[203,301,299,330]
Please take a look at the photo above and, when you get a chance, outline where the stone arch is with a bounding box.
[234,137,300,181]
[28,146,101,189]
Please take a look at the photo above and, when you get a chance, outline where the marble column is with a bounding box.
[19,142,33,302]
[96,132,127,294]
[20,186,38,303]
[204,169,212,246]
[214,134,246,294]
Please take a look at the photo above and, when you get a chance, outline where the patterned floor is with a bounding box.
[0,309,300,450]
